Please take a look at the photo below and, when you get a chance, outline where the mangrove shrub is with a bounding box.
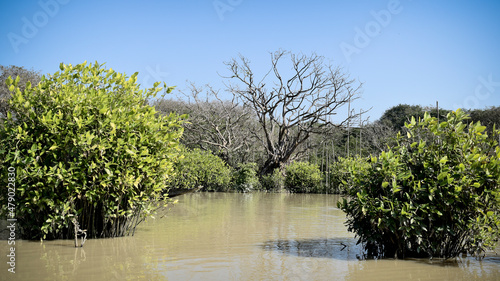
[339,109,500,258]
[233,162,261,192]
[284,161,322,193]
[168,148,233,192]
[260,168,285,191]
[0,62,185,239]
[328,156,370,194]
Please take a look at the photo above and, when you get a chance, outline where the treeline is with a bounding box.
[1,64,498,194]
[155,94,500,193]
[1,62,498,259]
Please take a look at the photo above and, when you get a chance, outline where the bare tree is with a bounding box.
[224,50,367,174]
[0,65,41,118]
[361,121,396,153]
[154,84,261,166]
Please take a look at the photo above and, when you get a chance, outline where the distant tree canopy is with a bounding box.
[379,104,500,136]
[0,65,41,118]
[378,104,451,132]
[378,104,423,131]
[468,106,500,133]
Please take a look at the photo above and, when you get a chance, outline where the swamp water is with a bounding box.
[1,193,499,280]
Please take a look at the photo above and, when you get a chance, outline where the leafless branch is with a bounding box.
[154,83,261,166]
[223,50,368,174]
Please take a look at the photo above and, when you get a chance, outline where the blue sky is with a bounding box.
[1,0,499,121]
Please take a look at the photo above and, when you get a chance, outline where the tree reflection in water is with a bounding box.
[263,238,362,260]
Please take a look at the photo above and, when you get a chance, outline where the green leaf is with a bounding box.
[5,76,13,85]
[439,156,448,164]
[166,86,176,93]
[104,168,112,176]
[437,172,447,181]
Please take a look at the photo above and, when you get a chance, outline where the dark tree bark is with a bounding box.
[224,50,367,175]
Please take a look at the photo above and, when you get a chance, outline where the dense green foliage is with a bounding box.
[328,156,370,194]
[233,162,261,192]
[0,62,185,239]
[284,161,322,193]
[260,168,285,191]
[339,109,500,258]
[168,148,233,192]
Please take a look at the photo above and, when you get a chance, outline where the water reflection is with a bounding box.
[262,237,500,280]
[263,238,362,260]
[1,193,498,280]
[4,236,166,281]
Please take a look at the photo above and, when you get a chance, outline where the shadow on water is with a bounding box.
[262,237,364,261]
[262,237,500,267]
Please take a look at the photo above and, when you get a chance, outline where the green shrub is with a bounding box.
[260,168,285,191]
[233,162,261,192]
[0,62,185,239]
[169,148,233,192]
[284,161,322,193]
[328,156,370,194]
[339,109,500,258]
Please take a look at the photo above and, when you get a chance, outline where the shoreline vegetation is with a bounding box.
[0,60,498,259]
[1,62,185,241]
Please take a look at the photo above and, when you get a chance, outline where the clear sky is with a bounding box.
[1,0,499,121]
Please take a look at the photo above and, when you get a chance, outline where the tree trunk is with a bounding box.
[260,158,281,176]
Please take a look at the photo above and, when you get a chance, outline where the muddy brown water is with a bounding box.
[1,193,499,280]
